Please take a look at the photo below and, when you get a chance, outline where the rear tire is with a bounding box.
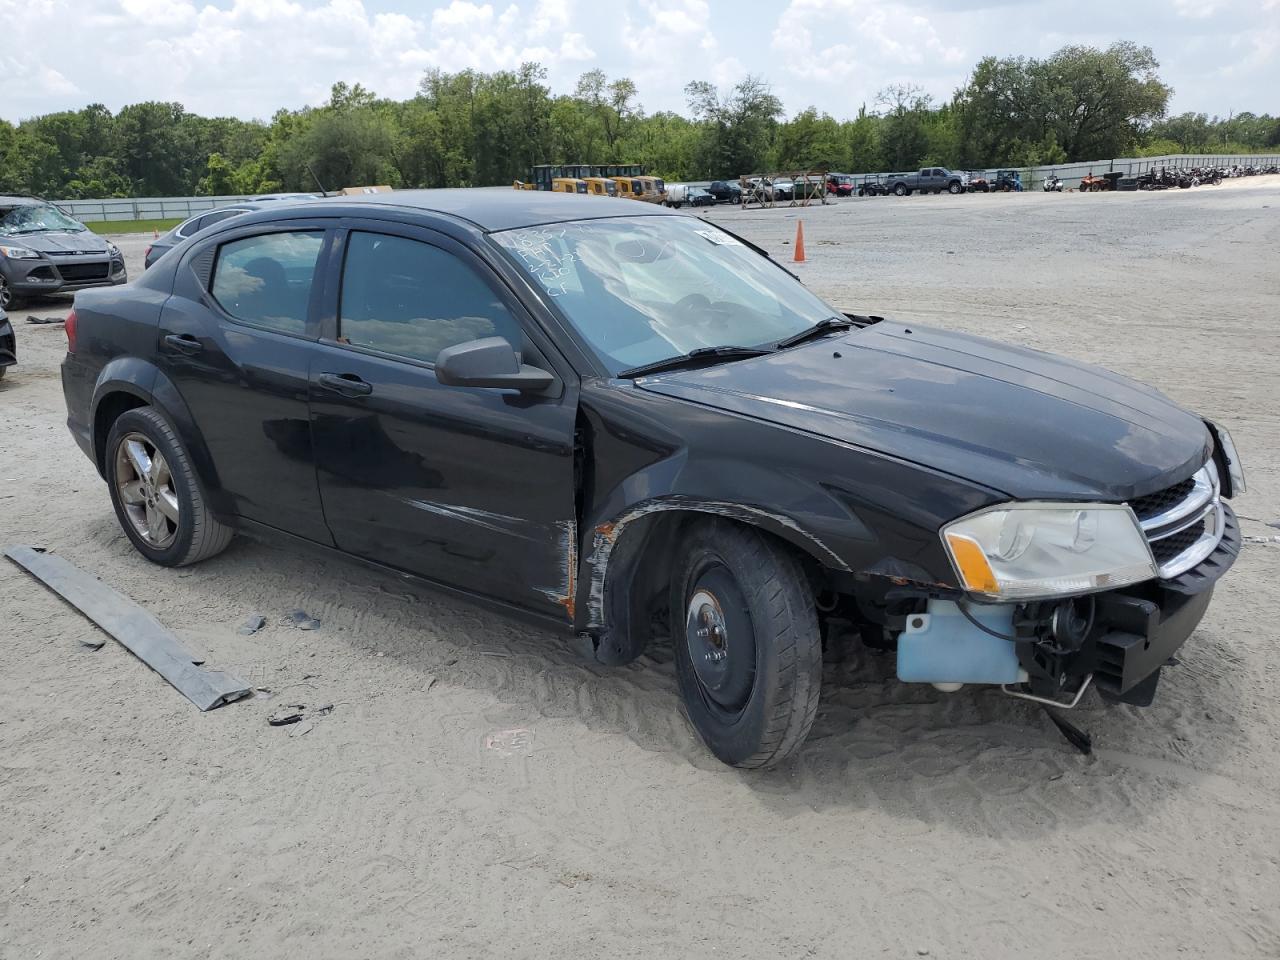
[894,183,907,196]
[672,520,822,769]
[105,406,234,567]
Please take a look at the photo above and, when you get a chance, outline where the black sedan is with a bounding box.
[61,191,1244,768]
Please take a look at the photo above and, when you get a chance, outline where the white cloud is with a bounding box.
[0,0,598,120]
[0,0,1275,123]
[619,0,745,111]
[771,0,964,86]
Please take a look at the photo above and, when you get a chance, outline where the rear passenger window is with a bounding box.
[211,231,323,335]
[202,208,241,229]
[177,214,205,239]
[338,232,521,364]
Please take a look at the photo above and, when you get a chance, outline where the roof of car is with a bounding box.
[0,196,44,207]
[303,188,671,232]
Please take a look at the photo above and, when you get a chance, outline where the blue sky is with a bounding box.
[1,0,1275,123]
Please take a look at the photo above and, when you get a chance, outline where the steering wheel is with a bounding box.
[675,293,711,312]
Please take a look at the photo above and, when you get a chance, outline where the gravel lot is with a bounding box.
[3,180,1279,959]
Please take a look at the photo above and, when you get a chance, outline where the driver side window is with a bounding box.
[337,232,521,365]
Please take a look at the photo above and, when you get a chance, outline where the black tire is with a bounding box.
[671,519,821,769]
[0,276,22,311]
[105,406,233,567]
[949,182,962,194]
[894,183,907,196]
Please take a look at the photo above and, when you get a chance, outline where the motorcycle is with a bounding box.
[1042,173,1064,192]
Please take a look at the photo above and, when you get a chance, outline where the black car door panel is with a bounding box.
[160,222,335,545]
[307,223,579,618]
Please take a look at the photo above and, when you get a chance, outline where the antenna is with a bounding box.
[305,163,329,197]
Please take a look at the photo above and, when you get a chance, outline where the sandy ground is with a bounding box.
[2,178,1279,959]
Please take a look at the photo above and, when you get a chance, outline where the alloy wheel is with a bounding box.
[114,432,180,548]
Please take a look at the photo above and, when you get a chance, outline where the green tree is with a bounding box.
[685,75,783,177]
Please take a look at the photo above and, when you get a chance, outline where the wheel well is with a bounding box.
[93,392,148,471]
[590,509,825,666]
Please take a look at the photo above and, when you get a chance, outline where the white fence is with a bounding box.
[990,154,1279,192]
[859,154,1277,193]
[54,195,255,222]
[51,154,1280,218]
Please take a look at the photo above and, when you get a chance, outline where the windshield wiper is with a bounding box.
[618,345,773,379]
[775,316,854,350]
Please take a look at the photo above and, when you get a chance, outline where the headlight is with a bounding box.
[1209,420,1246,496]
[942,503,1156,600]
[0,244,39,259]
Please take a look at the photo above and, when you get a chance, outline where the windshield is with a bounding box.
[492,216,839,374]
[0,203,85,235]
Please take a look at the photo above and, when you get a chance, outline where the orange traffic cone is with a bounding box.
[793,221,806,263]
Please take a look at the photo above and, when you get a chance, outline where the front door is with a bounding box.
[158,223,334,544]
[307,224,579,620]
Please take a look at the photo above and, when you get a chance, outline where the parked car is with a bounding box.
[0,196,126,309]
[62,191,1245,769]
[145,203,263,269]
[685,186,715,208]
[826,174,855,197]
[966,172,991,193]
[885,168,966,196]
[0,307,14,379]
[707,180,742,204]
[252,193,324,202]
[663,184,712,208]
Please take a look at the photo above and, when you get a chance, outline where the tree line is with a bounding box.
[1,41,1276,200]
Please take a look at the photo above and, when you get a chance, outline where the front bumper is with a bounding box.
[3,255,127,297]
[1027,504,1241,704]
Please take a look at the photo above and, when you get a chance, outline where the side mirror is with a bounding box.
[435,337,555,392]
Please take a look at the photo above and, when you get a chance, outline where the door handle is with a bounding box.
[163,333,203,355]
[317,372,373,397]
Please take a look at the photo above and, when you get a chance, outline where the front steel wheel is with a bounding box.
[672,520,822,768]
[114,432,180,549]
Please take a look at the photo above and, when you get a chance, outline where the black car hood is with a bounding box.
[636,322,1211,501]
[2,230,110,254]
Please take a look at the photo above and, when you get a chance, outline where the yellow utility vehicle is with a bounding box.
[615,175,666,203]
[552,177,590,194]
[583,177,618,197]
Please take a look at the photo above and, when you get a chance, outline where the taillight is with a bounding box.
[65,308,78,353]
[144,245,152,261]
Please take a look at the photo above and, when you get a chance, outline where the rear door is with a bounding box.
[159,220,335,544]
[306,221,580,619]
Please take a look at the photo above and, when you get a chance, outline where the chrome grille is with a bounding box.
[1132,462,1223,579]
[1129,476,1196,522]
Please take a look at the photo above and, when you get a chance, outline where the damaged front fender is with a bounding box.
[570,380,1004,660]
